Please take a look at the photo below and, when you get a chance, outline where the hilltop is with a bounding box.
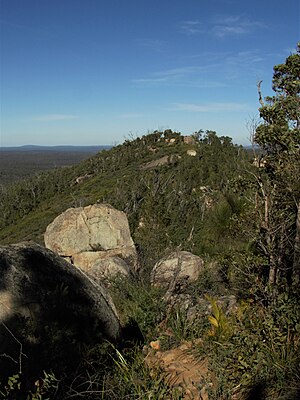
[0,130,250,261]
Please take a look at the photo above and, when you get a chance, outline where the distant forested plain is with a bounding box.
[0,146,110,185]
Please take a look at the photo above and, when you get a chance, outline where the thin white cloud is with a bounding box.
[171,102,250,112]
[216,26,247,36]
[180,20,203,35]
[133,66,202,83]
[212,15,266,38]
[132,47,268,88]
[32,114,79,122]
[132,77,168,85]
[135,38,166,52]
[222,50,266,80]
[119,113,145,119]
[156,66,208,77]
[179,15,266,38]
[0,19,56,40]
[132,65,224,88]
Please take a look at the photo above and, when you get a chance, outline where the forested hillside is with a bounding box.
[0,47,299,399]
[0,130,251,263]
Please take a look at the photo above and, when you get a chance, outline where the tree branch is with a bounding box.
[1,322,27,374]
[257,80,265,107]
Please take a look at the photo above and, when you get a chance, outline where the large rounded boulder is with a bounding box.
[0,242,121,382]
[44,203,138,277]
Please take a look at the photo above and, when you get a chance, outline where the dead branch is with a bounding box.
[1,322,27,374]
[257,80,265,107]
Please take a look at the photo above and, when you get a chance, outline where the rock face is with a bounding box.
[0,242,121,380]
[72,252,130,283]
[151,251,203,291]
[44,203,138,278]
[187,149,197,157]
[140,154,179,170]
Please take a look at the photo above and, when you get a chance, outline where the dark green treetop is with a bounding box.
[256,43,300,157]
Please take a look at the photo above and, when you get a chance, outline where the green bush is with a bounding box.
[109,277,166,340]
[197,291,300,399]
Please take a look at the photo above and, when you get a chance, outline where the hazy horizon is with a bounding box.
[0,144,111,149]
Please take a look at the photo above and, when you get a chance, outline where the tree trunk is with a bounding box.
[268,258,277,285]
[292,202,300,285]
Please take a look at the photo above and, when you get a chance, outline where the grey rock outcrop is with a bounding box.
[151,251,203,289]
[140,154,179,170]
[0,242,121,380]
[72,252,130,283]
[187,295,237,321]
[44,203,138,277]
[187,149,197,156]
[151,251,204,304]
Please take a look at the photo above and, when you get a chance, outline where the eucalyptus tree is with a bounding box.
[254,44,300,286]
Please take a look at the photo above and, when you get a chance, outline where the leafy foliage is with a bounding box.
[0,371,58,400]
[206,295,231,340]
[254,44,300,286]
[198,291,300,399]
[109,276,165,339]
[105,345,183,399]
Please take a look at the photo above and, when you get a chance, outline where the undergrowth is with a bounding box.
[195,290,300,399]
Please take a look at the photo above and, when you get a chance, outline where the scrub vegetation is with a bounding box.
[0,46,299,399]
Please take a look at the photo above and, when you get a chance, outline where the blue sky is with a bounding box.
[0,0,299,146]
